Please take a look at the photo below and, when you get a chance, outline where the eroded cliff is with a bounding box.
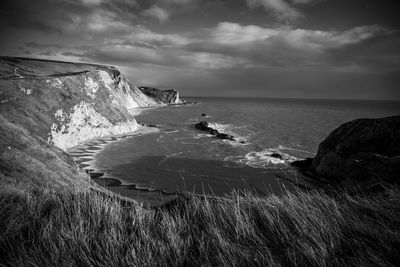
[139,86,182,104]
[0,57,174,189]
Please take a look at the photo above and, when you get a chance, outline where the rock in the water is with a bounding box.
[201,113,207,117]
[195,121,238,141]
[270,153,283,160]
[293,115,400,184]
[195,121,219,135]
[195,121,208,130]
[216,133,235,141]
[210,129,219,135]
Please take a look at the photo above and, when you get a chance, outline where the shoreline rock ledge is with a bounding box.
[292,115,400,186]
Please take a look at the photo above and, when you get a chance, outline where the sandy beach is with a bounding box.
[68,124,179,208]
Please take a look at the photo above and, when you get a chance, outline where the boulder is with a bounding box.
[292,115,400,184]
[216,133,235,141]
[201,113,207,117]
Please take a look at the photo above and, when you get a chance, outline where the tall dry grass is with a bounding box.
[1,185,399,266]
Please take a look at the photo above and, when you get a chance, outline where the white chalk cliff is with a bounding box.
[0,57,182,188]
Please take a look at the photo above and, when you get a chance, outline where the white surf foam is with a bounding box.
[225,147,299,169]
[277,145,314,155]
[164,130,180,134]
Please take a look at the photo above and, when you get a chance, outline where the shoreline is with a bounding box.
[70,102,316,207]
[68,125,180,208]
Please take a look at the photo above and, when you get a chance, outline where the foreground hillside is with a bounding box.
[1,185,399,266]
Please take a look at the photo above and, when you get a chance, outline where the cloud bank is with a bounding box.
[1,0,399,99]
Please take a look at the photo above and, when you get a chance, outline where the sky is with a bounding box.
[1,0,399,99]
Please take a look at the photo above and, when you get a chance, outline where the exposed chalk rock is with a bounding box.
[48,101,138,150]
[139,86,183,104]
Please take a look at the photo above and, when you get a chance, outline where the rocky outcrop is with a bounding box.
[292,115,400,185]
[195,121,219,135]
[138,86,182,104]
[195,121,235,141]
[0,57,181,189]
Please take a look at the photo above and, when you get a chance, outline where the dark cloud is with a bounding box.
[326,30,400,72]
[0,0,399,99]
[183,23,395,71]
[16,22,400,75]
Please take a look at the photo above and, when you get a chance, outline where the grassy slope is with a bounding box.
[1,184,399,266]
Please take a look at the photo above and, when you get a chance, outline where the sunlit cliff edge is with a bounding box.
[0,56,180,189]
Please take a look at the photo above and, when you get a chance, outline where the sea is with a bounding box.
[93,97,400,197]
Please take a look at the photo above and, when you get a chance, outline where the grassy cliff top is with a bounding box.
[0,56,119,79]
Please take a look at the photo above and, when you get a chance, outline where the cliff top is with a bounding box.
[0,56,120,79]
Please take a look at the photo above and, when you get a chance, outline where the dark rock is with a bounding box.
[195,121,219,135]
[195,121,209,131]
[210,129,219,135]
[291,158,313,170]
[195,121,238,141]
[216,133,235,141]
[201,113,207,117]
[298,115,400,184]
[270,153,283,160]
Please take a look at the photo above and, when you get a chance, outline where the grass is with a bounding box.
[1,185,400,267]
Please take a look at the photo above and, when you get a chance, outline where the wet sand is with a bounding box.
[68,125,179,208]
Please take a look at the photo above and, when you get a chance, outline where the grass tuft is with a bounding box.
[1,185,400,266]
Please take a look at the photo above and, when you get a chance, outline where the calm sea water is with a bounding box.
[94,97,400,196]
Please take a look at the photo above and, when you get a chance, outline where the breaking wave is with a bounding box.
[225,147,299,169]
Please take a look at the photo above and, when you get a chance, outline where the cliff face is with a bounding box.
[138,87,182,104]
[293,115,400,186]
[0,57,172,189]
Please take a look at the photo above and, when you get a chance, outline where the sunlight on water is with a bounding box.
[94,97,400,196]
